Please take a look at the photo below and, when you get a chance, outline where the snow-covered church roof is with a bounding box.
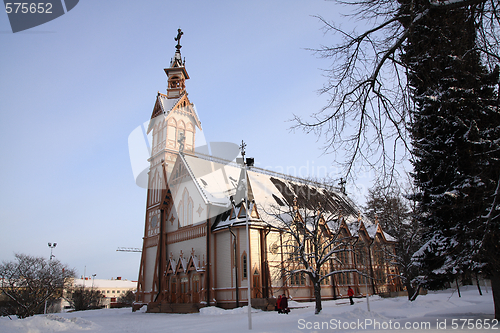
[177,153,395,242]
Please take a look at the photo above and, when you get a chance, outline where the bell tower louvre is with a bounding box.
[165,28,189,99]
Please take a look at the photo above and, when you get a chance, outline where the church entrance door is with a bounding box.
[180,276,189,303]
[192,275,200,303]
[170,277,177,303]
[252,268,262,298]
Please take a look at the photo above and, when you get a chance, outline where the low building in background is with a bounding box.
[68,277,137,309]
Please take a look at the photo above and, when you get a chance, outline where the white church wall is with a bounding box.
[143,245,157,297]
[167,174,207,233]
[235,227,248,289]
[215,231,232,289]
[250,229,261,275]
[266,231,284,289]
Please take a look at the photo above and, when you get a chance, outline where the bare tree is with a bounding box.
[293,0,500,319]
[292,0,499,183]
[365,183,423,300]
[262,183,360,314]
[118,290,136,307]
[66,285,105,311]
[0,253,75,318]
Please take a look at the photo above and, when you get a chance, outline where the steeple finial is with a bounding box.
[338,177,346,195]
[165,29,189,98]
[239,140,247,159]
[174,28,183,52]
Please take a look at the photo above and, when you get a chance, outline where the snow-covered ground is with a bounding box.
[0,286,496,332]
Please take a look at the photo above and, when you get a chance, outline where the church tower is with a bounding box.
[136,30,202,305]
[146,29,202,176]
[165,29,189,99]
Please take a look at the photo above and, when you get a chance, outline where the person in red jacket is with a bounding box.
[347,286,354,305]
[276,295,282,313]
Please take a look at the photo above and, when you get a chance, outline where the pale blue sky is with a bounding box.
[0,0,374,280]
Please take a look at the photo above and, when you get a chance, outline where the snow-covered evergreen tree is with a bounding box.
[403,1,500,316]
[294,0,499,318]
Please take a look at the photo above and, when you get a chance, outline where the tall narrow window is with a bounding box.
[187,199,193,225]
[178,202,184,226]
[242,254,247,279]
[181,190,189,226]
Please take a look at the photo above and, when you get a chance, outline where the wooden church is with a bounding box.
[134,31,402,313]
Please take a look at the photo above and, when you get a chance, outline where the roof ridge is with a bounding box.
[191,151,342,191]
[178,153,211,205]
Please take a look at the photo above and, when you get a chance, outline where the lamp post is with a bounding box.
[44,242,57,314]
[239,140,254,330]
[48,242,57,260]
[92,274,96,289]
[245,163,251,331]
[366,274,370,312]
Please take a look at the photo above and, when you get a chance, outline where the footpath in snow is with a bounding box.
[0,286,496,332]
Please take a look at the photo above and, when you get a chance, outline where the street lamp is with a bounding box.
[44,242,57,314]
[48,243,57,260]
[239,140,254,330]
[92,274,97,289]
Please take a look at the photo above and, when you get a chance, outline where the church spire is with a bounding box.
[164,29,189,99]
[171,28,184,67]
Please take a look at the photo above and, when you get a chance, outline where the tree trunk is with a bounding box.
[491,273,500,320]
[405,281,415,301]
[409,284,421,302]
[476,273,482,296]
[456,278,461,298]
[404,280,415,301]
[313,281,322,314]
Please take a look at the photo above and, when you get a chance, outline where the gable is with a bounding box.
[165,154,214,232]
[165,259,176,275]
[147,93,181,134]
[175,257,187,274]
[147,92,202,134]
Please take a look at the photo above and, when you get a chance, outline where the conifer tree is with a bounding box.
[403,3,500,310]
[294,0,500,317]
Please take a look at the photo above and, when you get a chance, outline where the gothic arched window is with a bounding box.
[187,198,193,225]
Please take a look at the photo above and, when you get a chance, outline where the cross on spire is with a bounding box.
[239,140,247,159]
[174,28,183,51]
[178,131,185,153]
[338,177,346,195]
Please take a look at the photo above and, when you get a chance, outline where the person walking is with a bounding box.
[347,286,354,305]
[280,294,289,314]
